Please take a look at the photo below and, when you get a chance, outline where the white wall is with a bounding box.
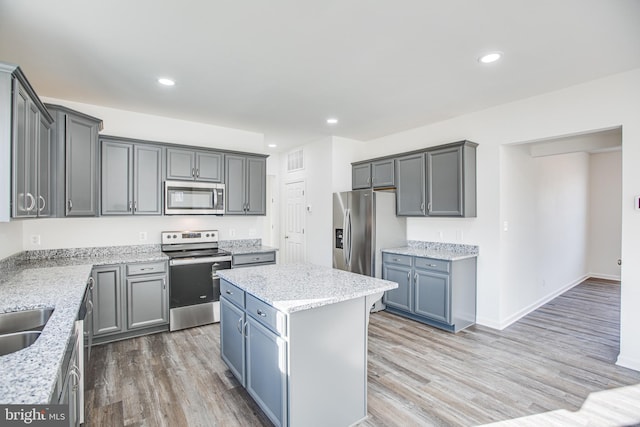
[356,68,640,370]
[0,221,23,259]
[589,150,622,279]
[14,97,273,251]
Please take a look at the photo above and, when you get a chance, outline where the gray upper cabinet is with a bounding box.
[47,104,103,217]
[225,154,266,215]
[167,147,222,182]
[352,163,371,189]
[6,66,54,219]
[426,141,477,217]
[351,159,394,190]
[372,159,394,188]
[101,137,162,215]
[395,153,426,216]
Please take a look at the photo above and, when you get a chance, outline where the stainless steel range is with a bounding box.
[161,230,231,331]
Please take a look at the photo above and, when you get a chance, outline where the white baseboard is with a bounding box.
[616,354,640,372]
[476,316,502,330]
[587,272,621,281]
[494,274,589,330]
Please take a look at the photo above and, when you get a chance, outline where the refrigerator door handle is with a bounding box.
[345,208,352,266]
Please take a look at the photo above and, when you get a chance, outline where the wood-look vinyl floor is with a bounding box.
[86,278,640,426]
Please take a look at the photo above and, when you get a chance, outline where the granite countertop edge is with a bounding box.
[218,264,397,314]
[0,247,168,405]
[382,245,479,261]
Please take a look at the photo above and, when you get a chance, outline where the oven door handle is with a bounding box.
[169,256,232,266]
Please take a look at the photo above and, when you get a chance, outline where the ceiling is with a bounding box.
[1,1,639,152]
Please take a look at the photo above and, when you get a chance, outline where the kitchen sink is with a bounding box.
[0,308,53,356]
[0,331,42,356]
[0,307,54,335]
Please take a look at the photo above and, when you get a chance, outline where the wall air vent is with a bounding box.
[287,148,304,172]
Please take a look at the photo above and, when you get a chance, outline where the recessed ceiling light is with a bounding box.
[326,118,338,125]
[267,143,277,148]
[158,77,175,86]
[478,52,502,64]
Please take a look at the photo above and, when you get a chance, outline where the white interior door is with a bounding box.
[284,180,305,264]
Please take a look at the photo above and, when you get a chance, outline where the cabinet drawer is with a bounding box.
[246,294,286,337]
[382,252,412,267]
[221,280,245,308]
[233,251,276,267]
[414,257,450,273]
[126,261,166,276]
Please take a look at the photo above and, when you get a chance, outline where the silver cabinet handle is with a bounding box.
[162,279,166,290]
[428,263,437,267]
[256,309,267,317]
[407,271,410,281]
[68,199,73,211]
[134,200,137,211]
[192,168,195,178]
[414,273,418,282]
[427,202,432,212]
[420,202,425,212]
[87,276,94,289]
[25,193,36,211]
[196,168,200,177]
[128,201,133,211]
[225,289,233,295]
[38,195,46,212]
[237,317,243,334]
[199,295,207,299]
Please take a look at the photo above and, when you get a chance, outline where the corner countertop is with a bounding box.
[217,264,397,314]
[0,247,167,404]
[383,241,479,261]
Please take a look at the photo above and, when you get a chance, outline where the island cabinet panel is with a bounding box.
[219,274,376,427]
[382,251,477,332]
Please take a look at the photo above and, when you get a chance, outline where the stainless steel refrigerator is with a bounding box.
[333,189,406,309]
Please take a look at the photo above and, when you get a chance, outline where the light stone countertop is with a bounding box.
[224,245,278,256]
[217,264,398,313]
[383,241,479,261]
[0,249,168,404]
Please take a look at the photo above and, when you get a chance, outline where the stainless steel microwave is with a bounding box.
[164,181,225,215]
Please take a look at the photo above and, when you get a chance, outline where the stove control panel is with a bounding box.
[161,230,219,245]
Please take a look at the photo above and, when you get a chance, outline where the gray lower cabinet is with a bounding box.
[382,252,477,332]
[101,137,163,215]
[225,154,266,215]
[92,261,168,342]
[47,104,103,217]
[231,251,276,268]
[7,68,54,218]
[395,153,426,216]
[166,147,223,182]
[220,281,286,427]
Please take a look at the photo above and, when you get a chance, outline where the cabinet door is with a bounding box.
[372,159,394,188]
[382,263,412,312]
[92,266,122,336]
[220,298,246,384]
[395,153,426,216]
[37,116,52,217]
[427,145,463,216]
[126,273,168,330]
[12,80,30,217]
[66,114,99,216]
[101,141,133,215]
[352,163,371,189]
[134,144,163,215]
[246,156,266,215]
[246,316,287,427]
[225,154,246,214]
[166,148,195,180]
[414,269,450,324]
[195,151,222,182]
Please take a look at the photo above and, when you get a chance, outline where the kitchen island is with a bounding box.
[217,264,398,427]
